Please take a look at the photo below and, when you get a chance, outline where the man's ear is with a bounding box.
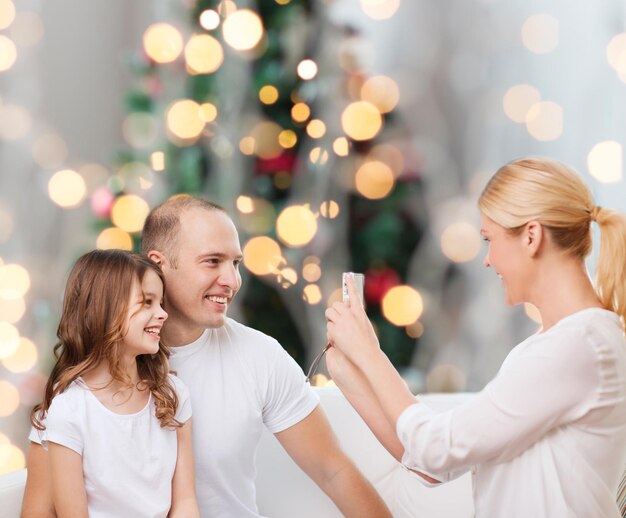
[524,221,543,257]
[147,250,165,266]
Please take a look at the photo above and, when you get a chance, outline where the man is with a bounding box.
[22,196,390,517]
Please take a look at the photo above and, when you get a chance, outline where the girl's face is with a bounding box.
[480,213,531,306]
[123,269,167,357]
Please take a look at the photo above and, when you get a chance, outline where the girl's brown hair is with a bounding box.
[32,249,180,429]
[479,157,626,330]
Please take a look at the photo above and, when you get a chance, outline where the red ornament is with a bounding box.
[364,267,400,305]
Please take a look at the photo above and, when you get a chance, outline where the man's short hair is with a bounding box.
[141,195,226,267]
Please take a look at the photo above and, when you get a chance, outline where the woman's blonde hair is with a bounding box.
[479,157,626,329]
[32,250,181,430]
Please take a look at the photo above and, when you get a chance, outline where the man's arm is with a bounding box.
[21,442,56,518]
[275,406,392,518]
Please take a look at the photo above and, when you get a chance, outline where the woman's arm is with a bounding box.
[47,443,87,518]
[21,442,56,518]
[168,419,200,518]
[326,346,439,484]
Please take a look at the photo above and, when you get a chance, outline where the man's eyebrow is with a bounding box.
[197,252,244,260]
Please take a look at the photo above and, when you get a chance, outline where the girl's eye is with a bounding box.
[144,299,152,306]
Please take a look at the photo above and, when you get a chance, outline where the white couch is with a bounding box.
[0,388,474,518]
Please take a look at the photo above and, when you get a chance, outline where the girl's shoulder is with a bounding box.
[166,373,190,399]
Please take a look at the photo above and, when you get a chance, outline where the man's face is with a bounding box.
[157,208,243,339]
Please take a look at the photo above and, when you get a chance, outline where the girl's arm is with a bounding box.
[168,419,200,518]
[21,442,56,518]
[47,443,87,518]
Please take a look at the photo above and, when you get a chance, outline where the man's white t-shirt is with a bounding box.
[397,308,626,517]
[168,317,319,518]
[30,374,191,518]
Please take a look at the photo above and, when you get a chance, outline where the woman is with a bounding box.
[326,158,626,517]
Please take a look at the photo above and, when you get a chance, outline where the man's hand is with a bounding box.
[275,406,391,517]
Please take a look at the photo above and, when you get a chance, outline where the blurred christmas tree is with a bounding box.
[89,0,426,375]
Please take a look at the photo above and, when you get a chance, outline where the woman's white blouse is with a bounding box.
[397,308,626,517]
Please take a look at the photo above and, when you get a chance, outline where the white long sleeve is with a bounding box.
[396,308,626,517]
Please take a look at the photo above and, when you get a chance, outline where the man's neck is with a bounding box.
[161,319,205,348]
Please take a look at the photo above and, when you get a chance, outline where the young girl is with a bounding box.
[326,158,626,517]
[28,249,199,517]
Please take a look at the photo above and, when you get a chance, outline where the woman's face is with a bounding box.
[480,214,531,306]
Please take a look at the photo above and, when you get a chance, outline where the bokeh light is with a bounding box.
[0,294,25,323]
[278,129,297,149]
[0,35,17,72]
[0,322,19,359]
[587,141,623,183]
[111,195,150,233]
[185,34,224,74]
[406,321,424,339]
[303,284,322,304]
[382,285,424,326]
[0,264,30,298]
[96,227,133,250]
[0,104,31,139]
[259,85,279,104]
[297,59,318,80]
[276,205,318,247]
[151,151,165,171]
[251,121,283,159]
[166,99,205,140]
[320,200,339,218]
[368,144,404,176]
[502,84,541,123]
[341,101,382,141]
[236,195,254,214]
[48,170,87,208]
[306,119,326,139]
[143,23,183,64]
[333,137,350,156]
[2,337,38,373]
[278,267,298,287]
[309,147,329,165]
[360,75,399,113]
[0,443,25,475]
[525,101,563,141]
[222,9,264,51]
[200,102,218,123]
[0,380,19,416]
[199,9,220,31]
[239,136,256,155]
[521,14,559,54]
[243,236,284,275]
[440,222,482,263]
[0,0,16,30]
[355,160,395,199]
[303,263,322,283]
[360,0,401,20]
[524,303,542,324]
[10,11,45,47]
[607,33,626,76]
[291,102,310,123]
[238,198,276,234]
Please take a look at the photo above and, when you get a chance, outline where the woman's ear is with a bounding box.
[524,221,543,257]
